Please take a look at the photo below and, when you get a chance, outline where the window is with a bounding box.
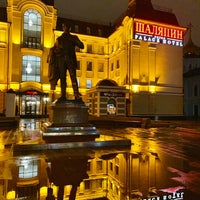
[116,186,119,195]
[87,61,93,71]
[75,25,79,33]
[110,162,113,171]
[96,160,103,171]
[87,44,92,53]
[98,29,102,36]
[115,157,119,165]
[18,159,38,179]
[116,60,120,69]
[194,104,198,116]
[98,63,104,72]
[110,181,113,190]
[22,55,41,82]
[23,9,41,49]
[111,45,114,53]
[86,26,91,35]
[96,179,103,188]
[194,84,198,96]
[98,46,104,54]
[86,79,92,88]
[111,63,114,71]
[115,165,119,175]
[84,180,91,190]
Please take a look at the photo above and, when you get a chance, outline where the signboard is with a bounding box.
[141,191,184,200]
[134,18,187,47]
[100,92,125,97]
[25,90,39,95]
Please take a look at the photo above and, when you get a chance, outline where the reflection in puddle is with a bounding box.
[0,120,200,199]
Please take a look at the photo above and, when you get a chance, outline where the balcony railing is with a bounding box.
[23,37,41,49]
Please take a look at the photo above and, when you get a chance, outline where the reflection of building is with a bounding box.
[183,24,200,118]
[0,0,186,117]
[6,156,48,199]
[5,152,161,199]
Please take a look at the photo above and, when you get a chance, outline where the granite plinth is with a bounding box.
[48,100,88,125]
[42,100,99,143]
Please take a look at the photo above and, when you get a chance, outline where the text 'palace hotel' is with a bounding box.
[0,0,187,117]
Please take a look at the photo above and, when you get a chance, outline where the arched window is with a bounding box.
[22,55,41,82]
[23,9,41,49]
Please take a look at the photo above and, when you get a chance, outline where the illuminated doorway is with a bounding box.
[21,93,40,115]
[19,90,49,116]
[20,90,41,115]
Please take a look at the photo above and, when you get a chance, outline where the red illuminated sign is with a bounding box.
[25,90,38,95]
[134,19,187,47]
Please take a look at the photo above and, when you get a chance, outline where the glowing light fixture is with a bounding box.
[28,19,33,26]
[149,85,156,93]
[132,84,139,93]
[26,63,32,74]
[7,191,16,199]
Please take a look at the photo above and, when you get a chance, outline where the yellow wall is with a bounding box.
[0,0,185,116]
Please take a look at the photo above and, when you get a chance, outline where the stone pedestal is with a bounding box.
[42,100,99,143]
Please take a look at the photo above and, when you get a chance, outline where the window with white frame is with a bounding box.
[18,159,38,179]
[23,9,41,49]
[86,79,92,88]
[22,55,41,82]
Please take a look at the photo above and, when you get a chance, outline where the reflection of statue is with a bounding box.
[47,23,84,102]
[46,156,89,200]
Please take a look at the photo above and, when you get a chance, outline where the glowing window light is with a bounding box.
[149,85,156,93]
[28,19,33,26]
[26,63,32,74]
[132,85,139,93]
[7,191,16,199]
[40,186,48,196]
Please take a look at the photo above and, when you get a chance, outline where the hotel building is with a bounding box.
[0,0,186,117]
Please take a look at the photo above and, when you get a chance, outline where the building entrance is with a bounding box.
[21,94,40,115]
[18,90,48,117]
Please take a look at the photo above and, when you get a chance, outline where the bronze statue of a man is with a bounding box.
[48,23,84,102]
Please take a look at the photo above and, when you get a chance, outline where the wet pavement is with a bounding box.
[100,126,200,199]
[0,119,200,199]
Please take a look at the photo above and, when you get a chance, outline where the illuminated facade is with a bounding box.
[0,0,187,117]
